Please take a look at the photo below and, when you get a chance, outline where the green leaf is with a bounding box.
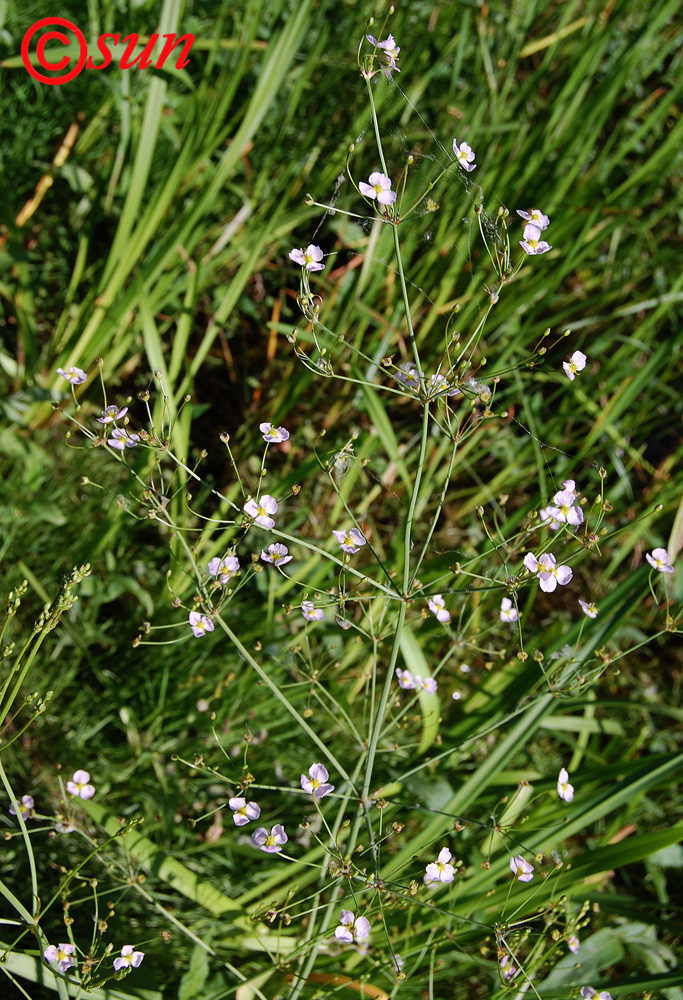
[178,945,209,1000]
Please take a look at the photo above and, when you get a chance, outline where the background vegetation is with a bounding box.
[1,0,682,998]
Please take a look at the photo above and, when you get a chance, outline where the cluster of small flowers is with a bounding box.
[44,943,143,974]
[56,369,141,450]
[243,763,335,855]
[393,363,460,399]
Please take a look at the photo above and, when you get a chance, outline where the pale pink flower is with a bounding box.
[9,794,34,818]
[301,601,324,622]
[113,945,144,971]
[453,139,476,172]
[97,405,128,424]
[425,847,455,884]
[260,422,290,443]
[289,245,324,271]
[581,988,612,1000]
[500,597,518,623]
[108,428,140,450]
[520,223,552,255]
[525,552,572,593]
[537,553,572,592]
[523,552,539,574]
[44,943,76,972]
[366,32,401,70]
[335,910,370,943]
[252,824,288,853]
[415,674,437,694]
[243,495,278,528]
[228,797,261,826]
[66,770,95,799]
[551,488,584,526]
[189,611,214,637]
[333,528,366,553]
[208,555,240,584]
[359,172,397,206]
[428,594,451,623]
[557,768,574,802]
[646,548,674,574]
[510,854,534,882]
[563,351,587,380]
[567,935,580,955]
[261,543,292,567]
[579,599,598,618]
[396,668,415,690]
[57,366,87,385]
[539,506,563,531]
[517,208,549,230]
[301,762,335,799]
[500,955,518,980]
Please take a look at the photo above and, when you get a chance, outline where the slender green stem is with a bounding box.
[215,614,353,783]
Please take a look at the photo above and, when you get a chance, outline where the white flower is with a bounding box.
[261,543,292,567]
[500,597,518,623]
[301,762,335,798]
[517,208,549,230]
[510,854,534,882]
[563,351,587,380]
[208,555,240,585]
[557,767,574,802]
[301,601,324,622]
[567,935,580,955]
[260,422,290,443]
[425,847,455,884]
[396,668,415,690]
[646,548,674,574]
[579,599,598,618]
[243,495,278,529]
[581,988,613,1000]
[359,171,397,206]
[428,594,451,623]
[562,479,578,497]
[452,138,476,172]
[289,245,325,271]
[228,797,261,827]
[333,528,366,554]
[520,223,552,255]
[335,910,370,943]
